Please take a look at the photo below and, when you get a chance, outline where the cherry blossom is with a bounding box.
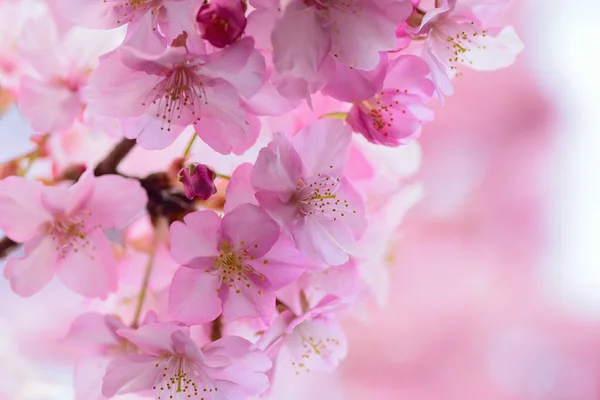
[267,0,413,99]
[251,119,367,266]
[258,295,348,374]
[86,37,265,152]
[411,0,524,97]
[196,0,248,48]
[0,172,147,297]
[169,203,306,325]
[347,55,435,146]
[102,321,272,399]
[17,13,123,133]
[56,0,205,53]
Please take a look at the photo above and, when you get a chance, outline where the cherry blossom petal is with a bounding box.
[252,132,303,193]
[286,318,348,371]
[117,322,189,355]
[0,177,51,242]
[55,230,117,298]
[293,217,354,266]
[65,312,124,350]
[291,118,352,176]
[74,356,112,400]
[170,210,221,264]
[272,2,330,80]
[249,236,306,290]
[328,0,397,70]
[3,235,57,297]
[221,273,275,323]
[84,175,146,229]
[221,203,279,258]
[169,265,223,325]
[102,354,165,397]
[224,163,258,213]
[193,80,258,155]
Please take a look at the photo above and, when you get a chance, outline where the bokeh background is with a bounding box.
[3,0,600,399]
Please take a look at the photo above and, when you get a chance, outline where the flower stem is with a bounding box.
[131,237,157,328]
[182,132,198,158]
[321,112,348,120]
[215,172,231,180]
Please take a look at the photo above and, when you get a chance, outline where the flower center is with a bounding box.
[360,89,410,136]
[294,174,355,221]
[143,64,206,132]
[434,21,488,76]
[207,242,266,294]
[45,211,98,259]
[113,0,163,25]
[153,356,218,399]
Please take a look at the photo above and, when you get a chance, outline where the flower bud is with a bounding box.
[196,0,247,48]
[178,163,217,200]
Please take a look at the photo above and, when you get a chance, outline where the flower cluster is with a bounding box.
[0,0,522,398]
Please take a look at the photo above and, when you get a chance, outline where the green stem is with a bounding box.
[321,112,348,120]
[215,172,231,180]
[182,132,198,158]
[131,243,157,328]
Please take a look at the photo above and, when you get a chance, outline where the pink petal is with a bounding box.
[171,330,204,361]
[323,55,388,102]
[193,80,258,155]
[169,265,222,325]
[202,37,266,99]
[221,273,275,323]
[291,119,352,177]
[0,177,51,242]
[74,356,112,400]
[254,191,299,234]
[246,9,279,50]
[56,0,127,29]
[224,163,258,213]
[121,114,187,150]
[65,312,124,350]
[328,0,397,70]
[4,235,57,297]
[251,132,303,193]
[250,236,306,290]
[55,230,118,298]
[85,51,159,118]
[18,77,81,132]
[293,217,354,266]
[272,2,330,81]
[116,322,189,355]
[159,0,207,55]
[286,317,347,371]
[169,210,221,264]
[222,203,279,259]
[102,354,164,397]
[85,175,147,229]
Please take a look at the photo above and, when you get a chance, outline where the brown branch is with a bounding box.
[0,138,138,259]
[94,138,137,176]
[210,316,223,342]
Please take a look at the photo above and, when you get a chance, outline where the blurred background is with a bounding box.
[3,0,600,399]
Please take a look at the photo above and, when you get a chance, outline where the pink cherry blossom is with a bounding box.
[17,13,122,133]
[64,312,133,400]
[258,295,348,374]
[412,0,524,97]
[251,119,367,266]
[169,203,306,325]
[102,321,271,399]
[266,0,412,99]
[347,55,435,146]
[0,172,147,298]
[56,0,205,53]
[86,37,265,152]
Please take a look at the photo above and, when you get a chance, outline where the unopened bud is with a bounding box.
[196,0,247,48]
[178,163,217,200]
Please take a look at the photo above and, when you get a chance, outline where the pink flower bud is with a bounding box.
[178,163,217,200]
[196,0,247,48]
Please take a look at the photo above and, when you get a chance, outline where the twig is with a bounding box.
[131,240,157,328]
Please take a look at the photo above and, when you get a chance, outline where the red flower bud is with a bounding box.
[178,163,217,200]
[196,0,247,48]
